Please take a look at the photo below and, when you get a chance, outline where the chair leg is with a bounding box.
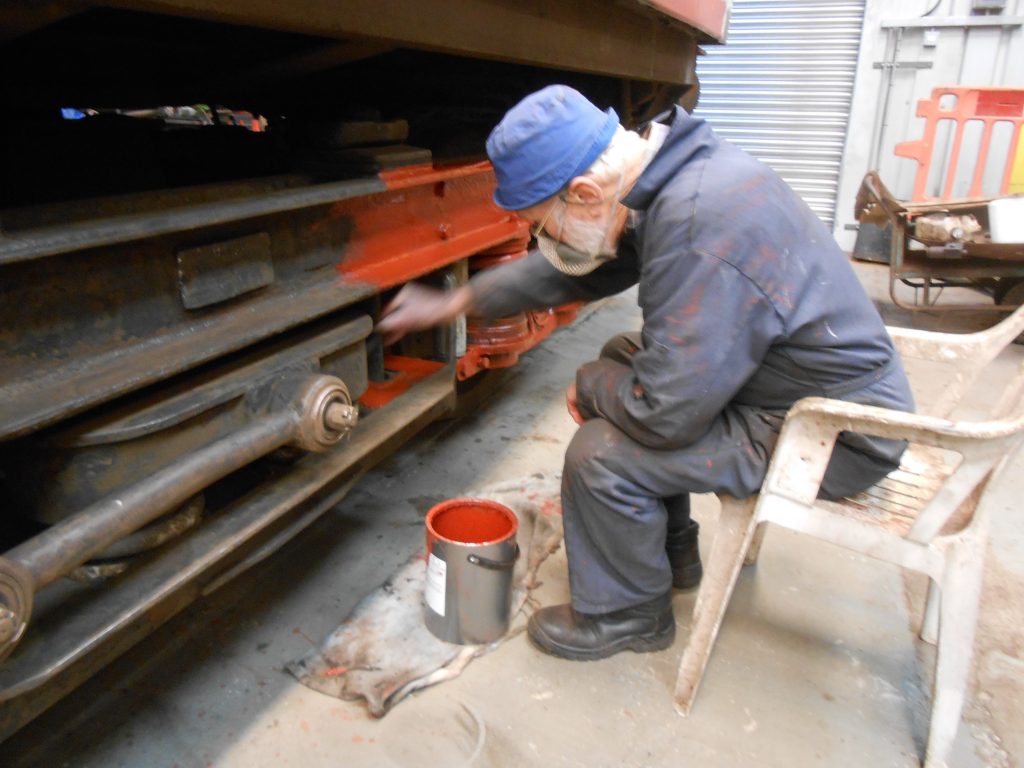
[743,522,767,566]
[923,541,985,768]
[674,496,759,717]
[920,578,940,646]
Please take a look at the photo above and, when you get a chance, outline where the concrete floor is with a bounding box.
[5,262,1023,768]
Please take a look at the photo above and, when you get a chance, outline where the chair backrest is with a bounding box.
[886,302,1024,418]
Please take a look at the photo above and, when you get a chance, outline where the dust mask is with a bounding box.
[536,171,625,276]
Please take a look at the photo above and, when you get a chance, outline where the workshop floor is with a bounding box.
[5,262,1023,768]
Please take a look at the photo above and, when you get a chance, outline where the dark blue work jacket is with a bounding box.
[471,107,914,498]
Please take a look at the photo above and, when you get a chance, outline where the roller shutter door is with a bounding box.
[695,0,866,227]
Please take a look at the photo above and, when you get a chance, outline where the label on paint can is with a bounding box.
[425,552,447,616]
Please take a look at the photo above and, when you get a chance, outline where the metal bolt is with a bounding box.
[324,401,358,432]
[0,607,17,644]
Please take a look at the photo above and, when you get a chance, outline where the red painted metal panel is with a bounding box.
[359,355,446,409]
[336,162,527,290]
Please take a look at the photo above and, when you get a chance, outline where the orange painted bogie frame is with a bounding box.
[337,161,581,403]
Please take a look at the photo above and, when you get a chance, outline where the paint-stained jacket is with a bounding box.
[470,107,914,496]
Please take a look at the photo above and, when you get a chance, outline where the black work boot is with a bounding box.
[527,591,675,661]
[666,520,703,590]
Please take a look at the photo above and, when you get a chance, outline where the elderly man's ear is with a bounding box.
[565,176,606,215]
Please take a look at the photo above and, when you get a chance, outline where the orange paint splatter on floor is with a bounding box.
[539,499,562,517]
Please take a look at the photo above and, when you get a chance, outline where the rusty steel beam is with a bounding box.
[4,407,297,590]
[94,0,698,84]
[0,177,387,265]
[0,163,519,441]
[204,41,397,93]
[0,363,454,740]
[0,1,84,42]
[0,374,358,662]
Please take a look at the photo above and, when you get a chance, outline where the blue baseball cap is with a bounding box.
[486,85,620,211]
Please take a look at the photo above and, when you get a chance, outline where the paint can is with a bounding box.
[424,498,519,645]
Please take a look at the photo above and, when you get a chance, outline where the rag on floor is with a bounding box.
[286,474,564,716]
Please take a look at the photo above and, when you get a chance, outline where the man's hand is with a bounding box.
[566,382,585,425]
[376,283,474,345]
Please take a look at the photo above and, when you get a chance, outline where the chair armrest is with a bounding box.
[785,397,964,440]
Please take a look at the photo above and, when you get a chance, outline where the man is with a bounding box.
[378,85,914,661]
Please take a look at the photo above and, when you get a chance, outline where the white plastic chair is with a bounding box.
[674,305,1024,768]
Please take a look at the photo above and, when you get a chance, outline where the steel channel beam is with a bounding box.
[4,408,300,591]
[1,164,519,441]
[0,365,454,740]
[0,178,386,266]
[96,0,699,84]
[0,1,84,42]
[75,317,373,446]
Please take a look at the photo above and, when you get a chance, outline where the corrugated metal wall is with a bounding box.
[695,0,867,227]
